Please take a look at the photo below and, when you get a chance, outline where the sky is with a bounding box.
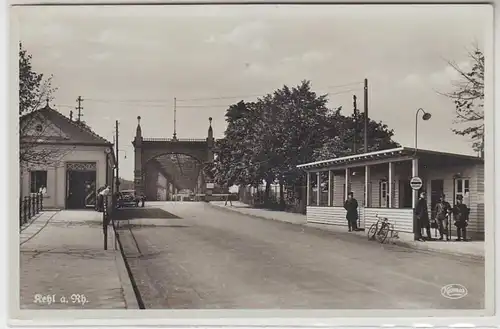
[13,4,491,180]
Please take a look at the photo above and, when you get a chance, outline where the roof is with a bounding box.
[20,104,112,145]
[297,147,483,170]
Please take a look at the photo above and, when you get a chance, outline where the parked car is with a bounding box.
[118,190,140,208]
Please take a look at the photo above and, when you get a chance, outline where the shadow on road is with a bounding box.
[114,207,181,221]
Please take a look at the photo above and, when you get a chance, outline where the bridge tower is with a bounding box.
[132,115,215,198]
[133,116,144,195]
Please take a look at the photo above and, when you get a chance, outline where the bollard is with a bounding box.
[40,192,43,210]
[32,196,36,215]
[103,198,108,250]
[36,193,40,213]
[23,197,28,224]
[27,196,32,219]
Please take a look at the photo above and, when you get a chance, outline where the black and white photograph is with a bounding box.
[8,2,496,323]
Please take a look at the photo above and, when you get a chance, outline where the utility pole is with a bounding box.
[173,97,177,140]
[76,96,84,123]
[115,120,120,190]
[353,95,358,154]
[363,78,369,153]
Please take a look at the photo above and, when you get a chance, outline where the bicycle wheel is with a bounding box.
[367,223,377,240]
[375,223,390,243]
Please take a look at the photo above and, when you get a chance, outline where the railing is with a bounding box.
[19,192,44,227]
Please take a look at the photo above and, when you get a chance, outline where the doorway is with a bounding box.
[399,180,413,208]
[380,180,388,208]
[66,162,97,209]
[430,179,444,219]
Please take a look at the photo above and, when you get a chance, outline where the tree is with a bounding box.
[19,43,68,169]
[213,80,400,211]
[442,45,484,156]
[314,110,400,161]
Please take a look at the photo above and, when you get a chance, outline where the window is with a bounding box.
[455,178,470,206]
[30,170,47,193]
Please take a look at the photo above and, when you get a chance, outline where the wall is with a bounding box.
[421,163,483,236]
[21,145,108,209]
[307,206,347,227]
[306,160,484,237]
[364,208,414,233]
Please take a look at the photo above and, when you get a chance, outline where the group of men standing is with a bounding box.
[343,191,470,240]
[414,192,470,242]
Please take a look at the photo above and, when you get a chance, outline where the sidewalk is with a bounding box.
[209,201,485,260]
[19,210,139,309]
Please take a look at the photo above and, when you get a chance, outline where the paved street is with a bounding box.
[20,210,137,309]
[117,202,484,310]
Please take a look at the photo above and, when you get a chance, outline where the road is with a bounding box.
[116,202,484,309]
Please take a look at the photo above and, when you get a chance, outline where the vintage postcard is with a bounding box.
[8,2,497,326]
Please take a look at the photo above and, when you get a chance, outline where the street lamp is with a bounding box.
[414,108,432,155]
[115,149,128,190]
[117,149,127,159]
[413,108,431,241]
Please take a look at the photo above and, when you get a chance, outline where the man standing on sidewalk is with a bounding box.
[453,195,470,241]
[435,193,452,241]
[415,191,431,241]
[344,192,358,232]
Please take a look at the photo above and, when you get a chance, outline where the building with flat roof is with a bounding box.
[297,147,484,240]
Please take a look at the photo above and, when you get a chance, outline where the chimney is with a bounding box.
[69,110,73,121]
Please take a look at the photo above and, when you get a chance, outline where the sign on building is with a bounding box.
[410,176,423,190]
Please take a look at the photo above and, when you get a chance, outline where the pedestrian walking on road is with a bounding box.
[435,193,452,241]
[414,191,431,241]
[452,194,470,241]
[344,192,358,232]
[224,193,233,206]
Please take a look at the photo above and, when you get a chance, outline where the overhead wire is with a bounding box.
[59,85,364,110]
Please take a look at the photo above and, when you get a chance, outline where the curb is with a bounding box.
[208,203,484,261]
[114,248,140,309]
[390,239,485,261]
[112,222,146,309]
[207,202,307,226]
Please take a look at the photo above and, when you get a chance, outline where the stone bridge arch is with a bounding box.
[132,116,214,200]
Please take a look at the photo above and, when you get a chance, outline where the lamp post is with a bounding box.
[414,108,432,155]
[413,108,431,240]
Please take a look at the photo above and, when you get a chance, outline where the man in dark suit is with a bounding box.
[344,192,359,232]
[452,194,470,241]
[415,191,431,241]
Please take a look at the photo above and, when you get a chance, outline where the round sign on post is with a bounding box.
[410,176,423,190]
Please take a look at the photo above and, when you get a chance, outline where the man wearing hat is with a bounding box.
[434,193,452,241]
[414,191,431,241]
[452,195,470,241]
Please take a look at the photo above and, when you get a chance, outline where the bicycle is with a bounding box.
[367,214,397,244]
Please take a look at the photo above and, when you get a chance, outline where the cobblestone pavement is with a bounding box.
[20,210,134,309]
[118,202,485,310]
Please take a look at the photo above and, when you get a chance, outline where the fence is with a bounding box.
[239,185,307,214]
[19,192,44,227]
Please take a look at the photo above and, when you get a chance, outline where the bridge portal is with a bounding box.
[132,116,214,200]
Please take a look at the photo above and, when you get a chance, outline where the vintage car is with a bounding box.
[118,190,140,207]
